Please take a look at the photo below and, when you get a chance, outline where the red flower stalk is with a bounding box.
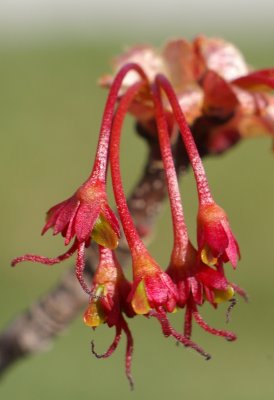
[11,63,148,294]
[152,82,237,342]
[155,74,240,268]
[109,78,210,360]
[83,246,134,389]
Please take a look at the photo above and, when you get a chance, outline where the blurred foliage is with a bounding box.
[1,39,274,399]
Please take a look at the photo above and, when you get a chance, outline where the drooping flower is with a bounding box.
[11,180,120,294]
[109,77,211,360]
[10,35,260,385]
[152,80,241,342]
[42,180,120,249]
[155,73,240,268]
[11,63,148,294]
[83,246,135,388]
[197,202,240,268]
[128,251,178,315]
[167,242,237,341]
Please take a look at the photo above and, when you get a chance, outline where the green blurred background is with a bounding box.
[1,1,274,398]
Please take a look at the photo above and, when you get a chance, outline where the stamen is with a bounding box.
[91,325,122,358]
[192,305,236,341]
[121,318,135,391]
[184,303,193,339]
[150,308,211,360]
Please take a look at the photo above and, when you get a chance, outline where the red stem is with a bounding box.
[91,63,148,183]
[152,83,189,251]
[155,74,213,205]
[110,82,148,254]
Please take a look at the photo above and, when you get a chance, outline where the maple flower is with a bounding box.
[197,202,240,268]
[185,36,274,152]
[155,73,240,268]
[11,63,148,294]
[167,244,237,341]
[101,36,274,151]
[109,78,211,360]
[152,81,240,341]
[83,246,135,388]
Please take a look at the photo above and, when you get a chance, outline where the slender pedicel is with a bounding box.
[90,63,149,182]
[109,78,211,359]
[155,74,240,268]
[155,74,213,205]
[151,82,189,253]
[109,81,149,253]
[152,82,238,343]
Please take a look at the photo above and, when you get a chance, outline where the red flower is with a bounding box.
[153,74,240,269]
[167,241,237,341]
[43,179,120,249]
[197,202,240,268]
[11,179,120,294]
[128,251,178,315]
[83,247,134,388]
[128,251,210,359]
[152,78,242,344]
[11,62,148,294]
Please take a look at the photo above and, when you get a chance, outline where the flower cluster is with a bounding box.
[101,35,274,153]
[12,36,274,387]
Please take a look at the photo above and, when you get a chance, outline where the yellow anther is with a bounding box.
[201,245,218,266]
[214,286,234,304]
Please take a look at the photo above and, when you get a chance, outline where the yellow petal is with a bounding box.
[131,280,151,315]
[91,214,119,250]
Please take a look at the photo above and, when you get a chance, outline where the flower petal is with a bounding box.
[195,35,249,81]
[203,70,238,118]
[53,197,79,236]
[233,68,274,91]
[75,202,101,243]
[203,220,229,258]
[221,221,240,268]
[163,38,202,89]
[91,213,119,249]
[188,277,203,305]
[41,198,70,235]
[101,203,121,238]
[196,265,228,291]
[130,279,151,315]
